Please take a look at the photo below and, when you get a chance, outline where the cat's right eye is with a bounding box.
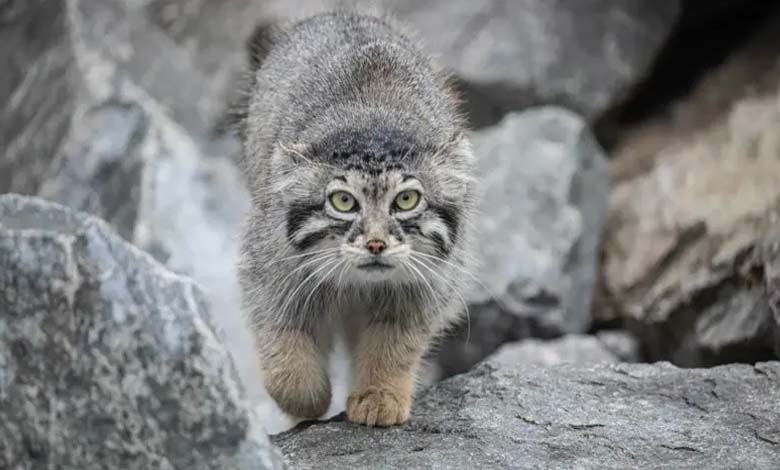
[330,191,357,212]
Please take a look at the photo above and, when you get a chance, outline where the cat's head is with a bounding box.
[270,130,475,286]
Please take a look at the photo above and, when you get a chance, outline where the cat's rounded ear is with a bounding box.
[270,142,319,193]
[449,132,475,163]
[271,142,311,173]
[425,132,477,200]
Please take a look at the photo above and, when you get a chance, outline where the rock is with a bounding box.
[275,360,780,469]
[596,330,642,362]
[262,0,679,124]
[144,0,267,126]
[606,11,780,183]
[437,108,610,376]
[67,0,232,137]
[0,0,75,194]
[489,335,620,368]
[601,21,780,366]
[0,195,284,470]
[0,0,272,425]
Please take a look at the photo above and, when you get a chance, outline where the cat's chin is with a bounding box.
[338,264,410,286]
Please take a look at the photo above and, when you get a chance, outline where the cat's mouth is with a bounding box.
[357,261,394,271]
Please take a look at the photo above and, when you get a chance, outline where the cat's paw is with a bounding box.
[346,386,411,427]
[266,367,332,420]
[262,331,331,420]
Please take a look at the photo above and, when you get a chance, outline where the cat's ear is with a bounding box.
[272,142,311,171]
[246,22,277,72]
[427,132,476,199]
[270,142,316,192]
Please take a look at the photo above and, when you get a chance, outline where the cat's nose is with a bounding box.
[365,239,386,254]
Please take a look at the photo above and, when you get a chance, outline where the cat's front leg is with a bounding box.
[346,320,430,427]
[259,327,332,420]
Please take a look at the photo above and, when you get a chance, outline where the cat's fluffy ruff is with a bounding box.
[236,10,477,426]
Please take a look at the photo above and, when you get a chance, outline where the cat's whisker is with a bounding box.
[269,247,341,265]
[301,260,345,317]
[272,252,339,291]
[276,256,340,321]
[335,261,351,287]
[401,259,442,314]
[409,254,471,345]
[412,249,514,318]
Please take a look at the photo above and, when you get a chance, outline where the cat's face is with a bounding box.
[271,139,473,287]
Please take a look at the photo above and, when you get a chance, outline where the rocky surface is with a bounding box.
[437,108,610,376]
[0,195,283,470]
[601,18,780,366]
[276,360,780,469]
[262,0,679,126]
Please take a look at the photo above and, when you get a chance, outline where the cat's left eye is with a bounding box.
[394,190,420,211]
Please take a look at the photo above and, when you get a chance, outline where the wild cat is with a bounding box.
[235,9,477,427]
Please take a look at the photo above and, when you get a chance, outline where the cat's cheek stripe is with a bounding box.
[286,203,323,240]
[429,232,449,257]
[292,220,352,251]
[294,230,330,251]
[400,220,421,235]
[428,202,460,243]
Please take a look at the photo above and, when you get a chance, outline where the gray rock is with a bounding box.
[394,0,679,122]
[438,108,610,376]
[0,0,75,194]
[0,195,284,470]
[489,335,620,368]
[275,360,780,469]
[263,0,679,124]
[67,0,229,137]
[144,0,267,126]
[596,330,642,363]
[0,0,270,421]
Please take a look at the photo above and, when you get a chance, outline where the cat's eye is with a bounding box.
[330,191,357,212]
[394,190,420,211]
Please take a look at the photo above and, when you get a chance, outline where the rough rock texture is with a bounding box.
[489,335,620,368]
[276,360,780,469]
[262,0,679,125]
[438,108,609,376]
[0,195,283,470]
[601,21,780,366]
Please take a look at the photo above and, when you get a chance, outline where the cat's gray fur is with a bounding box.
[235,7,477,425]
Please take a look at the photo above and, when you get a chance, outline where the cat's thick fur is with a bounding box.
[236,9,477,427]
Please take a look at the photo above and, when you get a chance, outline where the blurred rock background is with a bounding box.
[2,0,780,467]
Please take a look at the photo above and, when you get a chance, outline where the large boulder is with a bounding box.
[0,0,270,422]
[262,0,680,124]
[601,20,780,366]
[0,195,283,470]
[437,108,609,376]
[276,359,780,469]
[144,0,267,126]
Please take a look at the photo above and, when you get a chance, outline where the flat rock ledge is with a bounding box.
[276,360,780,469]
